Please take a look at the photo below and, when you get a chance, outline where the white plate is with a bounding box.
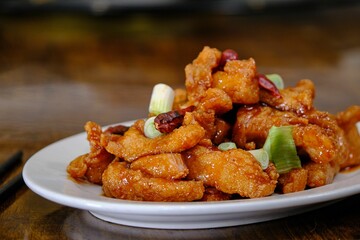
[23,121,360,229]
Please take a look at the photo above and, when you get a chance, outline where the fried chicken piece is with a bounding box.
[201,187,232,201]
[102,161,204,202]
[232,106,308,148]
[277,168,308,194]
[186,88,233,141]
[233,106,343,164]
[260,79,315,115]
[101,118,205,162]
[67,121,115,184]
[303,161,339,187]
[130,153,189,180]
[184,145,278,198]
[302,109,350,167]
[212,58,259,104]
[197,88,233,115]
[336,105,360,169]
[185,46,222,104]
[67,154,88,179]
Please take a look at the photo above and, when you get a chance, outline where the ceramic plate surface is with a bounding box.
[23,121,360,229]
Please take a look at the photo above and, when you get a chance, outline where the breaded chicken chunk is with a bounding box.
[184,145,278,198]
[233,106,347,165]
[260,79,315,115]
[336,105,360,168]
[277,168,308,193]
[130,153,189,180]
[212,58,259,104]
[67,121,115,184]
[185,46,221,104]
[102,161,204,202]
[101,118,205,162]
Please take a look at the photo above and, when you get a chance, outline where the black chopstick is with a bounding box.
[0,151,24,201]
[0,172,24,201]
[0,150,23,178]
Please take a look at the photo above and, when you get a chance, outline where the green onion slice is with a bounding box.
[218,142,237,151]
[356,121,360,134]
[266,74,284,89]
[148,83,175,115]
[144,116,164,139]
[248,149,269,170]
[263,126,301,174]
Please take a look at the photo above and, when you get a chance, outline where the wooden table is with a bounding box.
[1,4,360,239]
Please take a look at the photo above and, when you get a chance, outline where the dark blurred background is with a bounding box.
[0,0,359,15]
[0,0,359,132]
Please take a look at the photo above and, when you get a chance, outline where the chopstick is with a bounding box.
[0,172,24,201]
[0,150,23,178]
[0,151,24,200]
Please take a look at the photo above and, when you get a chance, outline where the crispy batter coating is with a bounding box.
[197,88,233,115]
[277,168,308,194]
[260,79,315,115]
[184,145,278,198]
[185,46,221,104]
[201,187,232,201]
[130,153,189,180]
[67,121,114,184]
[303,161,339,187]
[102,161,204,202]
[336,105,360,168]
[101,118,205,162]
[212,58,259,104]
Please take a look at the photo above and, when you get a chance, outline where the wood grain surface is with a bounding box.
[1,4,360,239]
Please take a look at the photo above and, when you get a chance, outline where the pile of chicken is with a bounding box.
[67,46,360,202]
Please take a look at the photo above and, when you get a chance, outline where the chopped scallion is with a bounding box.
[144,116,164,139]
[218,142,237,151]
[148,83,175,115]
[266,74,284,89]
[263,126,301,174]
[356,121,360,134]
[249,149,269,170]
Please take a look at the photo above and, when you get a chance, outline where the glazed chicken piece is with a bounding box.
[189,88,233,140]
[185,46,222,104]
[233,106,346,165]
[303,161,339,188]
[101,118,205,162]
[184,145,278,198]
[201,187,232,201]
[102,161,204,202]
[130,153,189,180]
[277,168,308,194]
[303,109,350,167]
[233,106,308,148]
[260,79,315,115]
[197,88,233,115]
[212,58,259,104]
[67,121,115,184]
[336,105,360,169]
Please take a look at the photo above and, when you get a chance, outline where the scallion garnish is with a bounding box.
[218,142,237,151]
[148,83,175,116]
[356,121,360,134]
[249,148,269,170]
[266,74,284,89]
[144,116,164,139]
[263,126,301,174]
